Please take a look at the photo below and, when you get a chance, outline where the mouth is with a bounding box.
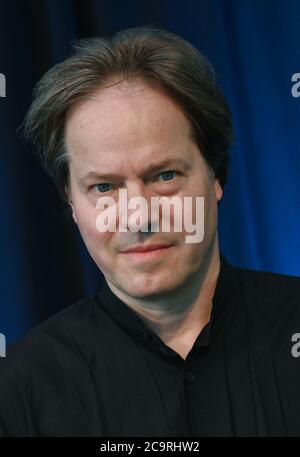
[120,245,173,260]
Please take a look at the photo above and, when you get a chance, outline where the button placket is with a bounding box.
[184,370,196,383]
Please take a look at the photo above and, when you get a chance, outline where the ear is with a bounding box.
[214,179,223,202]
[69,200,78,224]
[65,186,78,225]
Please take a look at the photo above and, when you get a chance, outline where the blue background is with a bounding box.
[0,0,299,344]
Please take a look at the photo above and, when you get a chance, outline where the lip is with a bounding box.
[120,245,173,259]
[121,244,173,253]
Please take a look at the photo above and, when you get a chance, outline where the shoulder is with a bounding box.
[0,294,100,436]
[234,264,300,312]
[230,264,300,430]
[0,294,99,379]
[231,263,300,342]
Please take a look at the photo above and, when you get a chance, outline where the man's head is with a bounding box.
[21,25,233,298]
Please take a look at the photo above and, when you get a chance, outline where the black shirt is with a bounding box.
[1,253,300,437]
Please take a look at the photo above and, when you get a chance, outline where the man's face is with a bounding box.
[65,81,223,298]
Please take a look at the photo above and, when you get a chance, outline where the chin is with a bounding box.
[122,274,182,298]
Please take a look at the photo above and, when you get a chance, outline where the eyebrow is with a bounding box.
[79,158,192,185]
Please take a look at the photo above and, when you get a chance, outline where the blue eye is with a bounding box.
[157,170,178,181]
[95,183,112,193]
[91,171,179,193]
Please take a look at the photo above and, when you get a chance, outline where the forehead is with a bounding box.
[64,81,196,174]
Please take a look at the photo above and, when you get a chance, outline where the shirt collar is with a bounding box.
[95,251,239,358]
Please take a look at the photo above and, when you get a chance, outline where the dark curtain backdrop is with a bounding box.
[0,0,299,344]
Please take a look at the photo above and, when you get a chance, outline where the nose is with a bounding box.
[125,180,151,202]
[118,181,159,233]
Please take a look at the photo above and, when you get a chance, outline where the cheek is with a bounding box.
[75,205,113,247]
[177,242,205,274]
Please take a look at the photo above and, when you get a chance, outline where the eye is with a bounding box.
[91,183,113,193]
[156,170,179,182]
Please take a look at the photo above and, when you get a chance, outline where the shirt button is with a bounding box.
[185,370,196,383]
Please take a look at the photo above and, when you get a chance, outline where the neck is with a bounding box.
[107,237,221,359]
[145,242,220,359]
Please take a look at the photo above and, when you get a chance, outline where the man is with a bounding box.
[0,25,300,437]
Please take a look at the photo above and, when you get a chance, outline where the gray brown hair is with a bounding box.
[20,24,234,202]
